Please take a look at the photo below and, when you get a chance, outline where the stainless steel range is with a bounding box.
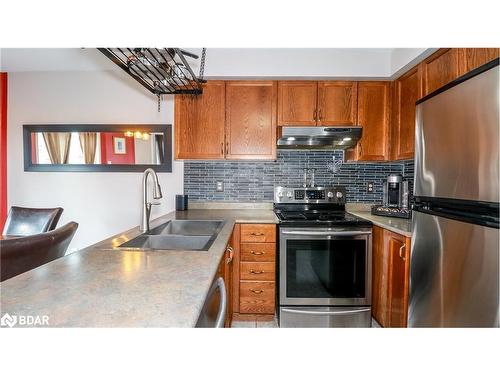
[274,186,373,328]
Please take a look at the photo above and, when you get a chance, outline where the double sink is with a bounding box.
[118,220,225,251]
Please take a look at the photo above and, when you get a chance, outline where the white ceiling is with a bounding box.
[0,48,430,78]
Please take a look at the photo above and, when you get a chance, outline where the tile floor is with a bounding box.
[231,317,380,328]
[231,318,279,328]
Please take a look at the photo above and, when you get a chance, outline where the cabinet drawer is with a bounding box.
[239,281,275,314]
[241,243,276,262]
[240,262,275,281]
[240,224,276,243]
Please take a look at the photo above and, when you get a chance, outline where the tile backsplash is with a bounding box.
[184,151,414,203]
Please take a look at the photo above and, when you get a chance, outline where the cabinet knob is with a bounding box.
[250,232,265,236]
[250,289,264,294]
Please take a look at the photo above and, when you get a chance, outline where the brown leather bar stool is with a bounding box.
[0,221,78,282]
[2,206,64,236]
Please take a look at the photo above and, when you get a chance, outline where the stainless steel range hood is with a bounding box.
[277,127,362,150]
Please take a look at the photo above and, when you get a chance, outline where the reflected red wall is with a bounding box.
[0,72,7,229]
[100,132,135,165]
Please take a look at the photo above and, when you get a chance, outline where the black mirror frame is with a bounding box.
[23,124,172,172]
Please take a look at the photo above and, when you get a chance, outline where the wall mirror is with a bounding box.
[23,124,172,172]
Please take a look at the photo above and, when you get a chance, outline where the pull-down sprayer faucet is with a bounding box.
[140,168,163,232]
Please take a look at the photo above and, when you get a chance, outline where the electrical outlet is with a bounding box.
[367,182,374,193]
[216,181,224,192]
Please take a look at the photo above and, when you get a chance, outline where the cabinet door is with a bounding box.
[224,237,235,327]
[317,81,358,126]
[421,48,464,96]
[388,233,411,328]
[371,226,390,327]
[174,81,225,159]
[464,48,499,73]
[391,66,421,160]
[355,82,390,161]
[277,81,318,126]
[225,81,277,160]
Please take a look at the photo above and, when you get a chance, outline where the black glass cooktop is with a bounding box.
[274,210,372,227]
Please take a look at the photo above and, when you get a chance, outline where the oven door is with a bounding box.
[279,227,372,306]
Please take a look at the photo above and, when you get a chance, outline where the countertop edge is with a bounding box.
[347,210,412,237]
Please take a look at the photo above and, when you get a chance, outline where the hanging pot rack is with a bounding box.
[98,48,206,96]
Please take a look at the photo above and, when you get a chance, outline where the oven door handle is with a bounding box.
[280,230,371,236]
[281,308,371,316]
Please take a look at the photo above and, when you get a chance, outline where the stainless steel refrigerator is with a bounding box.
[409,59,499,327]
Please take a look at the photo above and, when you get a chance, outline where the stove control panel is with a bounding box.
[274,186,346,204]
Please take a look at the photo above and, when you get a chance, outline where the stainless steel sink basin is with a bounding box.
[118,220,225,251]
[148,220,224,236]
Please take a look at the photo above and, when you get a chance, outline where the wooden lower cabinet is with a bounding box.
[222,231,236,327]
[231,224,276,321]
[239,281,275,314]
[372,225,411,328]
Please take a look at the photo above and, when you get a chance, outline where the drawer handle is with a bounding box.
[226,246,234,264]
[250,289,264,294]
[250,232,265,236]
[399,244,406,261]
[249,269,264,274]
[250,251,265,255]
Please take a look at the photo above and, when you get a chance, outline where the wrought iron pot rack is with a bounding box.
[99,48,206,96]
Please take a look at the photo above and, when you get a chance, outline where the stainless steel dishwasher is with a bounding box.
[195,276,227,328]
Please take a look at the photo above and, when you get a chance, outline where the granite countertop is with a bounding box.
[346,205,412,237]
[0,208,278,328]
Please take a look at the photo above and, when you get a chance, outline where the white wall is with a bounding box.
[1,48,420,78]
[190,48,393,78]
[7,69,183,253]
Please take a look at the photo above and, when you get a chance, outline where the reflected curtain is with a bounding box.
[42,132,71,164]
[78,132,97,164]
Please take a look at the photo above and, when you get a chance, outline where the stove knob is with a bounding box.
[327,191,334,199]
[278,191,284,198]
[286,191,293,199]
[336,191,343,199]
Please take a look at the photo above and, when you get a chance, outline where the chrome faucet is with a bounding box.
[140,168,163,232]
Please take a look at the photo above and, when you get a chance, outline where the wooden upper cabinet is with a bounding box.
[464,48,499,73]
[421,48,464,96]
[355,81,391,161]
[277,81,318,126]
[174,81,225,159]
[225,81,277,160]
[317,81,358,126]
[391,66,421,160]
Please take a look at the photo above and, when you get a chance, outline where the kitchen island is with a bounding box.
[0,209,278,327]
